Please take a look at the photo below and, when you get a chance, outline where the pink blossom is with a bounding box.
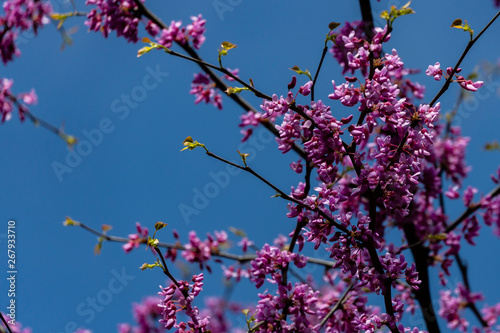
[457,76,484,91]
[425,62,443,80]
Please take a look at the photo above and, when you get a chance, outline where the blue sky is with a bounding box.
[1,1,500,332]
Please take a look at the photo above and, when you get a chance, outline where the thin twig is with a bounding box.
[429,10,500,107]
[454,254,488,327]
[133,0,308,160]
[204,150,350,233]
[153,245,186,296]
[311,45,328,102]
[72,221,336,267]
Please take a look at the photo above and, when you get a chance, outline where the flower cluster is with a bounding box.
[122,222,149,253]
[181,230,228,271]
[0,0,52,64]
[189,73,223,110]
[239,111,263,142]
[330,21,368,75]
[118,296,163,332]
[85,1,206,49]
[156,15,206,49]
[425,63,484,92]
[482,192,500,236]
[158,273,209,331]
[85,0,142,43]
[0,78,38,122]
[438,283,484,332]
[253,283,318,331]
[250,244,307,288]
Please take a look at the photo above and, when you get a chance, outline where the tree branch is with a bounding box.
[133,0,308,160]
[71,221,336,267]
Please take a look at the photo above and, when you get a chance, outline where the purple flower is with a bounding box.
[439,283,483,332]
[223,67,239,82]
[234,237,251,253]
[186,14,206,49]
[1,0,52,64]
[456,76,484,92]
[417,103,440,128]
[463,186,478,206]
[250,244,306,288]
[189,73,223,110]
[298,80,313,96]
[330,21,370,75]
[445,185,460,199]
[145,20,160,37]
[462,215,480,245]
[425,62,443,81]
[290,159,303,174]
[329,80,361,107]
[155,14,206,50]
[260,93,292,119]
[122,222,148,253]
[158,274,209,331]
[182,231,212,266]
[85,0,141,43]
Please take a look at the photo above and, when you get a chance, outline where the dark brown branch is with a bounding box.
[153,245,186,297]
[358,0,375,42]
[311,45,328,101]
[403,221,441,333]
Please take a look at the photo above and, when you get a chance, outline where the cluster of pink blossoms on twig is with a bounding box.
[0,0,49,124]
[0,0,52,64]
[0,78,38,123]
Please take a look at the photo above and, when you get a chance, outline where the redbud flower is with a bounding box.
[189,73,223,110]
[85,0,140,43]
[186,14,206,49]
[457,76,484,91]
[298,81,313,96]
[0,0,52,64]
[1,78,39,123]
[290,159,303,174]
[145,21,160,37]
[425,62,443,80]
[122,222,148,253]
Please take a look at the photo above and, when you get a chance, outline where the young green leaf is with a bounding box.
[63,216,80,226]
[181,136,207,151]
[289,65,312,80]
[237,150,250,167]
[328,22,341,30]
[225,86,250,95]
